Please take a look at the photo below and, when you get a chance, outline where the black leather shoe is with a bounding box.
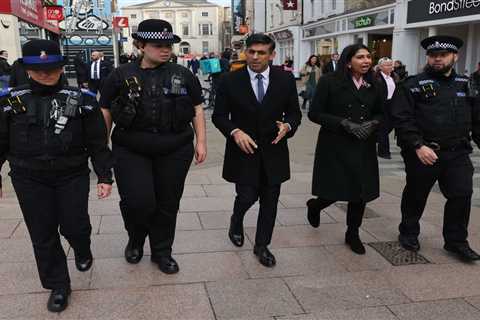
[398,234,420,252]
[378,153,392,159]
[152,256,179,274]
[253,245,276,267]
[74,249,93,272]
[228,217,244,247]
[47,287,71,313]
[345,232,366,255]
[124,239,143,264]
[444,243,480,262]
[306,199,321,228]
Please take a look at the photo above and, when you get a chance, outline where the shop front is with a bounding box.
[269,26,302,78]
[301,4,396,66]
[393,0,480,75]
[0,0,60,62]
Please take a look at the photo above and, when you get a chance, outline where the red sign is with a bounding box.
[46,5,63,21]
[0,0,60,34]
[283,0,297,10]
[112,16,129,28]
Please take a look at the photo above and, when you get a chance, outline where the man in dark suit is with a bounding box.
[322,52,339,74]
[212,34,302,267]
[89,51,112,94]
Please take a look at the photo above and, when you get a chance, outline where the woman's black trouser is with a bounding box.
[113,142,194,258]
[10,167,91,290]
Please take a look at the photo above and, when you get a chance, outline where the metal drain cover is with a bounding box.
[335,204,380,219]
[369,241,431,266]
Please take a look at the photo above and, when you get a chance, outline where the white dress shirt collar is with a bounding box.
[247,66,270,81]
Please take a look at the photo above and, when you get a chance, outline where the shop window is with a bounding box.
[130,14,137,19]
[332,0,336,10]
[202,12,208,17]
[202,41,209,53]
[310,0,314,18]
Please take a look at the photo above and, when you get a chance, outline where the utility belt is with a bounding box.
[424,138,470,151]
[8,154,88,171]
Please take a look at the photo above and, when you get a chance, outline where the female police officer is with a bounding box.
[100,19,207,274]
[0,40,113,312]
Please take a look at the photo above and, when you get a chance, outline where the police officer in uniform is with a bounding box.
[100,19,206,273]
[0,40,113,311]
[391,36,480,262]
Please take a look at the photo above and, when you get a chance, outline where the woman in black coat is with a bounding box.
[306,44,384,254]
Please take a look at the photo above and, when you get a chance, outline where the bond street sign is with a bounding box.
[407,0,480,24]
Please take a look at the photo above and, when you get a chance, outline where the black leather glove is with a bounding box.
[340,119,369,140]
[360,120,380,138]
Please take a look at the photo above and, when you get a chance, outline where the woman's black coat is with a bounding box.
[308,72,384,202]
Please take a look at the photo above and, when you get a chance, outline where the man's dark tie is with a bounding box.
[256,73,264,102]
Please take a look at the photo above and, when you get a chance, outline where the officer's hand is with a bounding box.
[195,141,207,165]
[97,183,112,199]
[416,146,438,166]
[272,121,290,144]
[233,130,258,154]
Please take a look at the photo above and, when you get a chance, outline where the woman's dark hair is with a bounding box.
[306,55,319,67]
[245,33,276,52]
[336,44,373,81]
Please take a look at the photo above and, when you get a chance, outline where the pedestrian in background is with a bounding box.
[300,55,322,110]
[0,50,11,89]
[306,44,384,255]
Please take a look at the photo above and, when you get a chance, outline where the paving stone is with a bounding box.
[185,173,211,185]
[0,219,20,238]
[281,181,311,194]
[198,210,278,229]
[276,208,336,226]
[91,252,248,289]
[277,307,398,320]
[173,229,253,253]
[279,194,311,208]
[388,299,480,320]
[464,295,480,310]
[88,199,121,216]
[0,238,37,262]
[180,196,235,212]
[206,278,303,319]
[285,272,410,313]
[0,292,57,319]
[182,184,207,197]
[245,225,376,249]
[0,204,23,219]
[324,245,392,272]
[385,264,480,301]
[203,184,235,197]
[238,246,347,278]
[360,217,441,242]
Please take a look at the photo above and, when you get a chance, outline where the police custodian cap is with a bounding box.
[19,39,65,71]
[421,35,463,55]
[132,19,181,44]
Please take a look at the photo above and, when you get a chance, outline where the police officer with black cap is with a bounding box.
[100,19,206,273]
[0,40,113,312]
[391,35,480,262]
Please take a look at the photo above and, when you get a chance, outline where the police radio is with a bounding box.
[125,77,141,101]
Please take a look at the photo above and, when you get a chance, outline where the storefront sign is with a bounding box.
[46,5,64,21]
[274,30,293,40]
[407,0,480,24]
[0,0,60,34]
[354,16,374,28]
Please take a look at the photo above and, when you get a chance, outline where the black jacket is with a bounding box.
[8,60,29,87]
[308,72,384,202]
[0,57,11,76]
[0,81,113,186]
[212,67,302,186]
[322,61,338,74]
[391,69,480,150]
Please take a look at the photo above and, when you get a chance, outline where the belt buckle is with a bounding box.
[428,142,441,151]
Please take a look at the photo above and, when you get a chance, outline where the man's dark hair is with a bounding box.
[245,33,275,52]
[0,50,6,55]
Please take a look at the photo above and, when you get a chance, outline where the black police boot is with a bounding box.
[345,229,366,255]
[253,245,276,267]
[444,243,480,262]
[74,249,93,272]
[398,234,420,252]
[124,239,144,264]
[306,198,321,228]
[152,256,179,274]
[47,287,71,313]
[228,216,244,247]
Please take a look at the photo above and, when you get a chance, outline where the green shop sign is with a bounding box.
[354,16,374,28]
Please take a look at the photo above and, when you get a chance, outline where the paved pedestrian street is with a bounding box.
[1,116,480,320]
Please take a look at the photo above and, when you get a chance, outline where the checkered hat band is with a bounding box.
[427,42,458,51]
[136,31,174,40]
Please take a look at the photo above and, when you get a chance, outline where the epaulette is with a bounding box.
[80,88,97,97]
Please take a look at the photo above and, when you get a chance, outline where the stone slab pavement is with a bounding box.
[1,114,480,319]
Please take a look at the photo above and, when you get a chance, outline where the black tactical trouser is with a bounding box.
[113,142,194,258]
[10,167,91,290]
[377,100,393,157]
[400,149,473,245]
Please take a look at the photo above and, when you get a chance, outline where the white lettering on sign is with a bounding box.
[429,0,480,15]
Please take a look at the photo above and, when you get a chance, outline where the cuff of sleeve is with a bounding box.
[98,177,114,185]
[230,128,240,136]
[286,123,292,131]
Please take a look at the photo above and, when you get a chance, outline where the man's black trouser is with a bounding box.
[10,167,91,290]
[113,142,194,258]
[399,148,473,245]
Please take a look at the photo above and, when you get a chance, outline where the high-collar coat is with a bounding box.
[308,72,384,202]
[212,66,302,186]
